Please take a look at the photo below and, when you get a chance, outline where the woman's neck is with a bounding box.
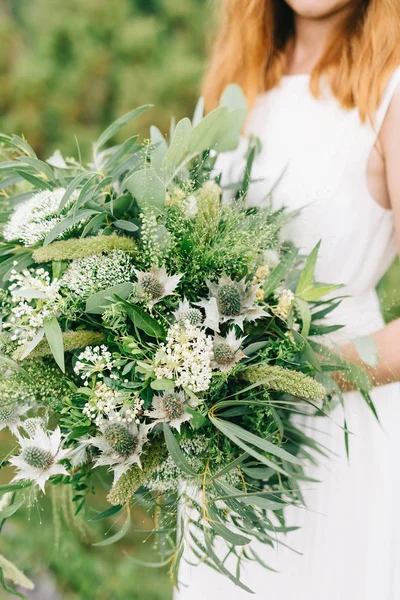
[287,8,352,75]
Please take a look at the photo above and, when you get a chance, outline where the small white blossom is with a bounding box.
[61,251,135,299]
[154,322,213,392]
[275,289,295,320]
[3,188,79,246]
[9,427,70,492]
[83,383,144,426]
[4,268,61,347]
[74,345,116,381]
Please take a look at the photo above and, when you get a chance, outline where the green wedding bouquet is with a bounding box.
[0,87,374,595]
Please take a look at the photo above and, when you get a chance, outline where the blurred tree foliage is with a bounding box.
[0,0,209,158]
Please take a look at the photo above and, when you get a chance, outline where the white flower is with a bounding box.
[148,390,196,432]
[173,298,203,326]
[21,417,46,437]
[184,194,198,219]
[195,275,269,331]
[82,382,144,426]
[61,251,135,300]
[4,268,61,348]
[263,249,280,270]
[3,188,79,246]
[134,266,182,308]
[154,322,213,392]
[0,403,30,435]
[211,329,246,373]
[275,289,295,320]
[89,412,150,483]
[74,345,116,381]
[9,427,70,492]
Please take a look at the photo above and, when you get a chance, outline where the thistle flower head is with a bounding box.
[211,329,246,373]
[3,188,79,246]
[0,403,30,435]
[9,427,70,492]
[173,298,203,326]
[196,275,269,331]
[89,411,150,483]
[148,390,195,432]
[134,266,182,308]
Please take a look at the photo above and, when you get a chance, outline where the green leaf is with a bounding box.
[15,170,53,191]
[0,500,24,520]
[192,96,204,127]
[0,482,32,493]
[264,249,298,297]
[58,171,91,212]
[300,283,343,302]
[203,531,254,594]
[207,506,250,546]
[96,105,151,149]
[93,510,131,546]
[125,168,165,209]
[161,117,192,178]
[150,378,175,391]
[150,126,168,173]
[163,424,199,477]
[112,219,139,232]
[119,300,166,338]
[89,505,123,521]
[211,418,302,466]
[209,416,291,477]
[43,209,96,246]
[189,106,229,154]
[219,84,247,113]
[43,316,65,372]
[295,297,312,337]
[185,407,207,430]
[292,329,322,371]
[85,283,134,315]
[296,241,321,295]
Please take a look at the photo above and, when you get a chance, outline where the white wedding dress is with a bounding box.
[175,68,400,600]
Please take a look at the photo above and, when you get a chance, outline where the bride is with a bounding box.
[175,1,400,599]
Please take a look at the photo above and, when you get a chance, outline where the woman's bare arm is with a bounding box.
[339,86,400,388]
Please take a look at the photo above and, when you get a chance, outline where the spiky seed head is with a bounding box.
[141,274,164,300]
[104,422,138,457]
[22,417,44,437]
[186,308,203,326]
[217,283,242,316]
[162,393,185,420]
[213,343,236,365]
[0,405,14,423]
[23,446,54,470]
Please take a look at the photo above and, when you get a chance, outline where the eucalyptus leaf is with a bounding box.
[43,316,65,372]
[85,283,134,315]
[96,105,151,149]
[163,424,199,477]
[125,168,165,209]
[93,510,131,546]
[161,117,192,179]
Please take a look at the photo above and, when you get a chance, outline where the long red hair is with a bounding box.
[203,0,400,121]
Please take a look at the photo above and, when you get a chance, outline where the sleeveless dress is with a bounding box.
[175,68,400,600]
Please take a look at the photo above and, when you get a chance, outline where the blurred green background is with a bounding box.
[0,0,399,598]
